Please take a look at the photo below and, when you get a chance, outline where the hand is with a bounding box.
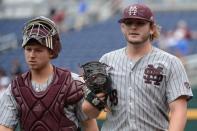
[96,92,106,101]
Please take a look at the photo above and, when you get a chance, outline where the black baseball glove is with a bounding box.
[81,61,118,111]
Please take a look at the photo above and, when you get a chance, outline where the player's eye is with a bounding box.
[136,21,147,26]
[24,46,32,51]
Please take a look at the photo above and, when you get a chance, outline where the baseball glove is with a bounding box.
[81,61,118,111]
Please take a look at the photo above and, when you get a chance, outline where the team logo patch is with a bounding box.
[129,6,137,16]
[184,82,191,89]
[143,64,164,86]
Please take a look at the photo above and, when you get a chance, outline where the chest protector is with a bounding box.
[11,67,84,131]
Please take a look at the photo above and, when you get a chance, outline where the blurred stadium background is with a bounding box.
[0,0,197,130]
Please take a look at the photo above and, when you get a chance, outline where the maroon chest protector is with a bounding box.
[11,67,84,131]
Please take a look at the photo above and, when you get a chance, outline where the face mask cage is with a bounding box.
[22,17,58,50]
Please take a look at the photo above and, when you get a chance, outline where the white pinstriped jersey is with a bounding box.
[99,47,193,131]
[0,72,87,129]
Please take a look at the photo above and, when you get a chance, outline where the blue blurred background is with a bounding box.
[0,0,197,130]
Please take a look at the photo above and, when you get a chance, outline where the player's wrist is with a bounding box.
[85,90,106,111]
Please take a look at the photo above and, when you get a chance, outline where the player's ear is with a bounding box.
[120,23,126,34]
[48,49,54,59]
[150,23,156,34]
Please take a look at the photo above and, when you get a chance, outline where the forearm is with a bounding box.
[0,125,13,131]
[168,109,187,131]
[168,97,188,131]
[82,100,101,118]
[81,119,99,131]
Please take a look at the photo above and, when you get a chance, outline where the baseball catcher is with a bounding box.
[81,61,118,111]
[0,16,99,131]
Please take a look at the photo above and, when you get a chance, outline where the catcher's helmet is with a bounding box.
[22,16,61,59]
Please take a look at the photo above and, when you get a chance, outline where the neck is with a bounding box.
[31,64,54,84]
[126,41,152,61]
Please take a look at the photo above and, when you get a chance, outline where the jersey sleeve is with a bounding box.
[75,99,88,121]
[99,53,108,64]
[71,72,82,81]
[0,84,18,128]
[166,57,193,103]
[71,73,88,121]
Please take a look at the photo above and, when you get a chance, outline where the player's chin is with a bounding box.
[126,37,142,44]
[28,65,39,70]
[128,39,143,45]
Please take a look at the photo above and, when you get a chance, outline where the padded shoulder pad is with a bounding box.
[66,80,84,105]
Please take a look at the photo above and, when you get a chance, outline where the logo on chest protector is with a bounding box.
[143,64,164,86]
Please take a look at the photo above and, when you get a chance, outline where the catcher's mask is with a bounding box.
[22,16,61,59]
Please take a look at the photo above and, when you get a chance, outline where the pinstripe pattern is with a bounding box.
[99,47,193,131]
[0,72,87,129]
